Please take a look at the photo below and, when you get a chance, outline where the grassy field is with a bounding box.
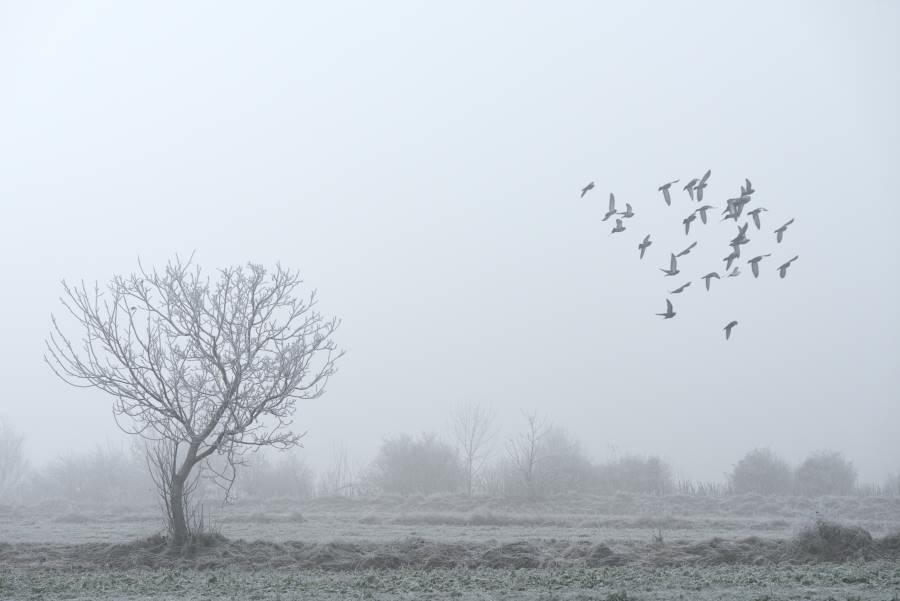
[2,493,899,600]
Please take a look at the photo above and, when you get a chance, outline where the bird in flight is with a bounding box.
[724,320,738,340]
[676,241,698,257]
[657,298,676,319]
[670,282,691,294]
[610,218,626,234]
[748,207,767,230]
[748,253,772,278]
[701,272,721,291]
[726,267,740,278]
[658,180,679,206]
[602,193,618,221]
[581,181,595,198]
[660,253,680,276]
[731,222,750,247]
[694,205,715,225]
[683,212,697,235]
[683,178,699,201]
[741,178,755,196]
[638,234,652,259]
[619,202,634,218]
[695,169,712,201]
[774,218,795,243]
[723,249,740,272]
[777,255,799,278]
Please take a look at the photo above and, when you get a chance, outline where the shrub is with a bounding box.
[534,428,593,495]
[368,433,464,496]
[794,451,857,496]
[27,444,151,504]
[593,455,674,494]
[791,519,873,560]
[730,448,793,495]
[237,451,315,500]
[0,419,27,502]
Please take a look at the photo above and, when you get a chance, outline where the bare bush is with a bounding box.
[794,451,857,496]
[730,448,793,495]
[238,450,315,500]
[317,443,358,497]
[28,443,151,505]
[0,419,27,502]
[368,433,464,496]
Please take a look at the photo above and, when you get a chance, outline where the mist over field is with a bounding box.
[1,1,899,599]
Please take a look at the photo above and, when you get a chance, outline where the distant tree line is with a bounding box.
[1,415,897,505]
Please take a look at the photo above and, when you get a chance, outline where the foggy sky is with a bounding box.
[1,1,898,484]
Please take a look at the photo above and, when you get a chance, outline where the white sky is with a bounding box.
[1,1,898,483]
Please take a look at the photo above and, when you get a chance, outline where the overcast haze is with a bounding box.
[1,1,898,484]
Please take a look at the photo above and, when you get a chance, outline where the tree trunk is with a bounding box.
[169,473,188,547]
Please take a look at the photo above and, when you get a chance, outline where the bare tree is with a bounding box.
[0,418,27,502]
[317,442,356,497]
[450,402,497,496]
[45,257,342,547]
[507,411,549,499]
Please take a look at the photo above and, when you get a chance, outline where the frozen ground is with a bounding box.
[1,493,899,600]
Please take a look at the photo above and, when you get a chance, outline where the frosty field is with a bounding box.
[2,493,899,600]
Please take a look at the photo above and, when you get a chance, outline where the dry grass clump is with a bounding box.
[790,519,874,561]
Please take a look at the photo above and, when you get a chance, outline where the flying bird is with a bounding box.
[660,253,680,276]
[656,298,676,319]
[658,180,679,206]
[610,218,626,234]
[723,249,740,271]
[701,272,720,291]
[741,178,755,196]
[695,169,711,201]
[724,320,738,340]
[694,205,715,225]
[619,202,634,218]
[727,267,740,278]
[670,282,691,294]
[683,212,697,235]
[748,207,767,230]
[683,178,699,201]
[748,253,772,278]
[602,193,618,221]
[581,181,595,198]
[638,234,652,259]
[775,218,795,243]
[777,255,799,278]
[676,241,697,257]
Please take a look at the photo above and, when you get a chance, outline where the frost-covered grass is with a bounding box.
[2,494,899,599]
[3,562,900,600]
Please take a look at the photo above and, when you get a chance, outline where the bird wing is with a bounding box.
[670,254,677,270]
[751,262,759,277]
[699,169,711,185]
[609,193,616,212]
[666,299,673,313]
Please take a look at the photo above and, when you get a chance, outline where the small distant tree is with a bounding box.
[450,402,497,496]
[369,433,464,496]
[730,448,793,495]
[795,451,857,496]
[507,412,549,499]
[318,443,357,497]
[0,419,27,502]
[45,257,342,547]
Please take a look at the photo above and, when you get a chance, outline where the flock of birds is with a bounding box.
[580,172,798,340]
